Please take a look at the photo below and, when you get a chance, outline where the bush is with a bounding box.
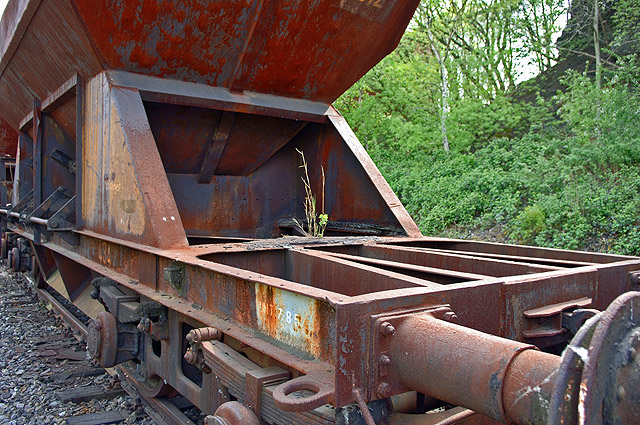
[339,59,640,255]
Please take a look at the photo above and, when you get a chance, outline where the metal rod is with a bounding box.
[436,409,476,425]
[29,217,47,225]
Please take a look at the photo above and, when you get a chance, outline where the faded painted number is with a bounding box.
[358,0,384,8]
[277,308,302,326]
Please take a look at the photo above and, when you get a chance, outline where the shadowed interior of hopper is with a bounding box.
[144,102,407,240]
[199,249,429,296]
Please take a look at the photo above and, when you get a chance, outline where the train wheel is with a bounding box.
[1,235,7,260]
[137,375,178,398]
[121,362,177,398]
[10,247,20,272]
[205,401,261,425]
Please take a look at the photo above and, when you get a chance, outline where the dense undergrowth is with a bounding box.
[338,67,640,255]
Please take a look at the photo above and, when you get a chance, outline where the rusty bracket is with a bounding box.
[164,262,185,291]
[184,345,210,374]
[137,319,169,340]
[522,297,592,340]
[245,367,290,417]
[370,304,454,401]
[184,327,222,374]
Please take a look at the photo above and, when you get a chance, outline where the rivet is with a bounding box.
[629,347,637,363]
[617,385,626,402]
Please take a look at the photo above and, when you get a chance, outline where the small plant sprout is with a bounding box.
[294,149,329,238]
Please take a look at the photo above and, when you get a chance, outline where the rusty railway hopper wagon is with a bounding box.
[0,1,639,424]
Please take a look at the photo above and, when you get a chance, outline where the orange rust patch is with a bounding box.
[255,283,329,359]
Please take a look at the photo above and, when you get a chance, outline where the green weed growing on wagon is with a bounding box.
[294,149,328,238]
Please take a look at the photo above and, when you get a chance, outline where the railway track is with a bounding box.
[0,266,204,425]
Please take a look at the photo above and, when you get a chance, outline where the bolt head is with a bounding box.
[379,355,391,366]
[377,382,392,398]
[617,385,626,402]
[380,322,395,336]
[184,348,194,363]
[629,347,637,363]
[443,311,458,322]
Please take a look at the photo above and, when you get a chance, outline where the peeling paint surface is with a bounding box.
[255,283,324,358]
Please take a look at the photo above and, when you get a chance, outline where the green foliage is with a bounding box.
[555,69,640,146]
[341,62,640,255]
[294,149,328,238]
[612,0,640,55]
[514,204,547,243]
[334,34,441,152]
[334,0,640,255]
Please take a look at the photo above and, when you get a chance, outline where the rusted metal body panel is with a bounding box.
[1,1,639,425]
[82,74,188,249]
[70,0,419,103]
[0,118,17,155]
[0,0,419,131]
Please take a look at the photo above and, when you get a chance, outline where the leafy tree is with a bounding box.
[413,0,469,150]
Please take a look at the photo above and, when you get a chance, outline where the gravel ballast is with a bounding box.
[0,267,155,425]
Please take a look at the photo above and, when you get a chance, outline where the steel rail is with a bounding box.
[35,287,88,338]
[118,367,196,425]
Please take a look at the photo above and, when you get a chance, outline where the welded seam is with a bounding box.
[227,0,265,90]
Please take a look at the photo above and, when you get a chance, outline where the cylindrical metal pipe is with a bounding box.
[29,217,48,225]
[502,349,559,425]
[389,314,560,424]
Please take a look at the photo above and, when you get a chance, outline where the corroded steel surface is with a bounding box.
[2,1,640,423]
[70,0,419,102]
[0,118,17,155]
[81,75,188,249]
[0,0,419,131]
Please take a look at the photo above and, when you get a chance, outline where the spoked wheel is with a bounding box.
[120,361,177,398]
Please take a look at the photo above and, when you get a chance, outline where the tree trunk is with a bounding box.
[428,28,450,151]
[593,0,601,89]
[440,65,451,151]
